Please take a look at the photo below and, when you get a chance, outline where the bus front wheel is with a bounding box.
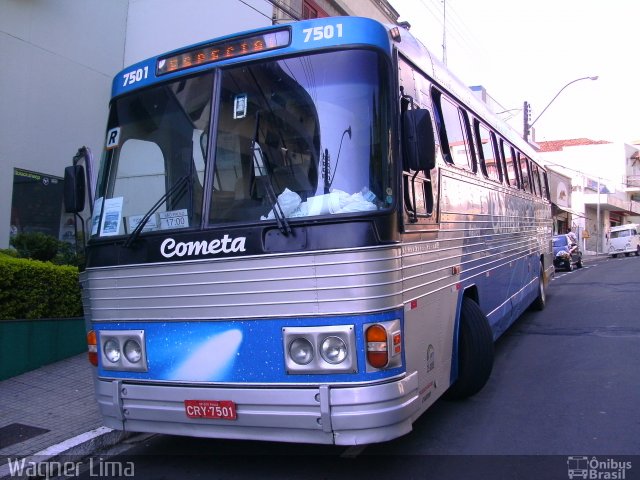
[445,297,494,400]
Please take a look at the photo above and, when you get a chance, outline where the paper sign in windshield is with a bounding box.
[159,209,189,230]
[100,197,124,236]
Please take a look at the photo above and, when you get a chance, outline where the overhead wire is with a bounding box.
[237,0,274,21]
[414,0,490,65]
[442,0,492,59]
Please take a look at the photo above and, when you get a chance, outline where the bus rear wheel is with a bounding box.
[445,297,494,400]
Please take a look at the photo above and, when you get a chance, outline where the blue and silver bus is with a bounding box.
[66,16,553,445]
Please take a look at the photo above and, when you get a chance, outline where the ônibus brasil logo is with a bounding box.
[567,456,632,480]
[160,235,246,258]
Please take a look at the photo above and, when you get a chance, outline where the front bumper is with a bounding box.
[96,372,420,445]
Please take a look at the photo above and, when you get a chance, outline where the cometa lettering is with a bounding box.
[160,235,247,258]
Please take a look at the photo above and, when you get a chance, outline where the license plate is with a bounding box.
[184,400,237,420]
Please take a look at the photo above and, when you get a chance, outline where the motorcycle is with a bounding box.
[552,234,583,271]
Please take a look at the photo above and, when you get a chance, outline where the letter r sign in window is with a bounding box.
[106,127,121,149]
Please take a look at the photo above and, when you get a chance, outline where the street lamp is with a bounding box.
[523,76,598,142]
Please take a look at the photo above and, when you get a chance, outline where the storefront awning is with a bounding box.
[555,205,589,219]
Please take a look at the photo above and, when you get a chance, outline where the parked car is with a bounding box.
[608,224,640,257]
[553,234,583,271]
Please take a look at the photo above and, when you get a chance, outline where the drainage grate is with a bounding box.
[0,423,50,449]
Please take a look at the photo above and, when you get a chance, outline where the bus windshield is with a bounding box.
[92,49,391,238]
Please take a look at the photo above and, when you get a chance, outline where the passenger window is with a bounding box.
[399,57,438,227]
[436,94,472,170]
[541,171,550,200]
[531,164,542,197]
[500,140,518,188]
[519,153,532,193]
[529,164,538,195]
[475,121,500,182]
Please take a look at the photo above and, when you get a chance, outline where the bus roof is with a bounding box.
[610,224,639,231]
[111,16,393,99]
[111,15,540,165]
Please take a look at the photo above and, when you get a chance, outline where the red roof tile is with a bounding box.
[537,138,611,152]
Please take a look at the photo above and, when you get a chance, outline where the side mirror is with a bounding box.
[402,109,436,172]
[64,165,86,213]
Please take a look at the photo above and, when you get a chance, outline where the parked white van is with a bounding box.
[608,224,640,257]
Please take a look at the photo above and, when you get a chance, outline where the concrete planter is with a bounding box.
[0,317,86,380]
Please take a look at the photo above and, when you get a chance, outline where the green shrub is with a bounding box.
[10,232,60,262]
[0,254,83,320]
[8,232,80,266]
[0,248,18,258]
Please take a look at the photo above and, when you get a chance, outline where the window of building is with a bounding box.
[11,168,65,241]
[302,0,328,19]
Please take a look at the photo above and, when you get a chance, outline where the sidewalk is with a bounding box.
[0,354,125,476]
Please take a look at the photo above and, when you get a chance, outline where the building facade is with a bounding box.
[546,168,574,234]
[539,139,640,254]
[271,0,398,23]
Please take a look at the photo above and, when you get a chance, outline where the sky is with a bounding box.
[392,0,640,144]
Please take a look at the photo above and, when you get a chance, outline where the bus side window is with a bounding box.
[475,120,501,182]
[541,171,550,200]
[529,163,538,196]
[519,153,532,193]
[433,91,473,171]
[399,58,437,225]
[531,164,543,197]
[500,139,516,188]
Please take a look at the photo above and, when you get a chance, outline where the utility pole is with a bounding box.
[442,0,447,65]
[523,101,531,142]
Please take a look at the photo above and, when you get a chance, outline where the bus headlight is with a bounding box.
[289,338,314,365]
[103,339,121,363]
[123,339,143,363]
[320,336,347,364]
[99,330,148,372]
[283,325,356,374]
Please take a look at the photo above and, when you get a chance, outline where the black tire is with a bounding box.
[531,264,546,311]
[445,297,494,400]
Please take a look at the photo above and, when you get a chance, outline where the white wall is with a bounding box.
[541,143,628,190]
[0,0,129,248]
[0,0,273,249]
[124,0,272,65]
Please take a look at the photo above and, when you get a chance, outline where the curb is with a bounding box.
[0,427,131,479]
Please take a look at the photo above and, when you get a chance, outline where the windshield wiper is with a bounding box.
[124,175,189,248]
[251,112,291,236]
